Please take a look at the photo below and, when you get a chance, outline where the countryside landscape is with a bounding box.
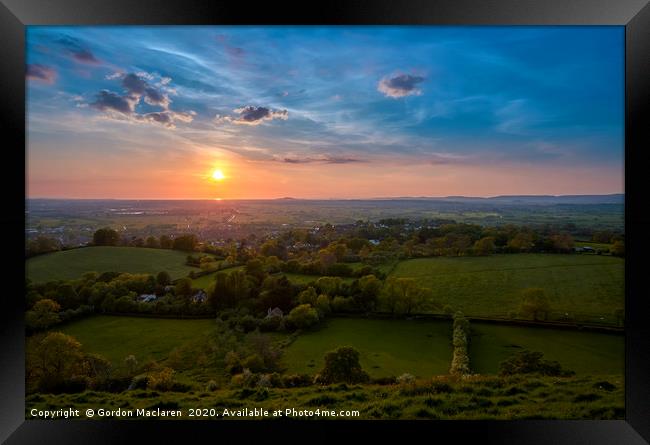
[25,26,624,419]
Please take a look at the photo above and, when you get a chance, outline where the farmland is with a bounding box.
[469,322,624,375]
[26,246,195,283]
[390,254,624,323]
[283,318,453,378]
[56,316,216,368]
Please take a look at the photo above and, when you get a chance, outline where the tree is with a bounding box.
[156,271,171,286]
[145,236,159,248]
[28,332,86,391]
[499,350,574,377]
[474,236,496,256]
[550,233,574,253]
[286,304,320,330]
[315,276,342,297]
[26,236,61,256]
[315,294,331,316]
[173,234,197,252]
[611,241,625,257]
[520,288,551,321]
[315,346,370,384]
[507,232,535,252]
[26,299,61,330]
[381,277,428,315]
[355,274,382,311]
[93,228,120,246]
[298,286,318,306]
[174,277,193,297]
[159,235,173,249]
[245,258,266,284]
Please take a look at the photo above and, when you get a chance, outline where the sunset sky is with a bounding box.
[26,26,624,199]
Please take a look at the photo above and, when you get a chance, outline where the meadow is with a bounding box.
[27,246,196,283]
[469,322,624,375]
[26,373,625,420]
[282,318,453,378]
[390,254,624,323]
[57,316,216,369]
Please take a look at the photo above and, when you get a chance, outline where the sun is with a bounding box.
[211,169,225,181]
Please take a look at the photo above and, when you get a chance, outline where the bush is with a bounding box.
[282,374,313,388]
[499,350,574,377]
[147,367,176,391]
[241,354,265,373]
[259,315,284,332]
[286,304,320,330]
[330,296,354,313]
[314,346,370,385]
[206,380,219,391]
[450,313,471,375]
[396,373,416,385]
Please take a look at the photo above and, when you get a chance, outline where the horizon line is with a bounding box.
[25,193,625,201]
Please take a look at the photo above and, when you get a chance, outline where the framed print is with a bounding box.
[1,0,649,443]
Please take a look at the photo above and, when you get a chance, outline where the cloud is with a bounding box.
[57,35,100,65]
[215,106,288,126]
[90,90,138,114]
[378,73,425,98]
[121,73,171,108]
[26,64,57,84]
[274,154,363,164]
[88,72,193,128]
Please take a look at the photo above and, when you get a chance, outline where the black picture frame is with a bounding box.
[2,0,649,443]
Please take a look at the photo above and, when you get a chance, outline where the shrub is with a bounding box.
[147,367,176,391]
[499,350,574,377]
[330,296,354,313]
[396,373,416,385]
[128,375,149,391]
[286,304,320,330]
[206,380,219,391]
[314,346,370,385]
[259,315,283,332]
[282,374,313,388]
[241,354,265,373]
[449,313,471,375]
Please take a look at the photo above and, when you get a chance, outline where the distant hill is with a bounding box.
[373,194,624,205]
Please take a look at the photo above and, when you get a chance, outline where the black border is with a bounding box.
[2,0,649,443]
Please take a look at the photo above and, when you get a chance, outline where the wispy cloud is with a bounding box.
[26,64,57,84]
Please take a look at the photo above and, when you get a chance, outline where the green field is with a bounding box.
[56,315,216,367]
[574,241,613,250]
[191,272,218,290]
[27,246,196,283]
[283,318,453,378]
[469,323,624,375]
[390,254,624,322]
[27,372,625,420]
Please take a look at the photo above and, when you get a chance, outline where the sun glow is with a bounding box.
[211,169,225,181]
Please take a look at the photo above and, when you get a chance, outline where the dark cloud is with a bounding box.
[57,35,100,65]
[88,73,193,128]
[26,64,57,84]
[90,90,138,114]
[378,73,425,98]
[216,106,288,126]
[121,73,170,108]
[277,155,363,164]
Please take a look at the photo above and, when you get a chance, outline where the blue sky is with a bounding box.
[26,26,624,199]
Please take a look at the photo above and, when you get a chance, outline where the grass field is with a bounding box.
[56,315,216,368]
[469,322,624,375]
[26,373,625,420]
[389,254,624,322]
[191,272,217,290]
[283,318,453,378]
[27,247,196,283]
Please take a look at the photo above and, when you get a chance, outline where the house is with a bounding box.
[369,239,380,246]
[192,290,208,303]
[266,307,283,318]
[138,294,158,303]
